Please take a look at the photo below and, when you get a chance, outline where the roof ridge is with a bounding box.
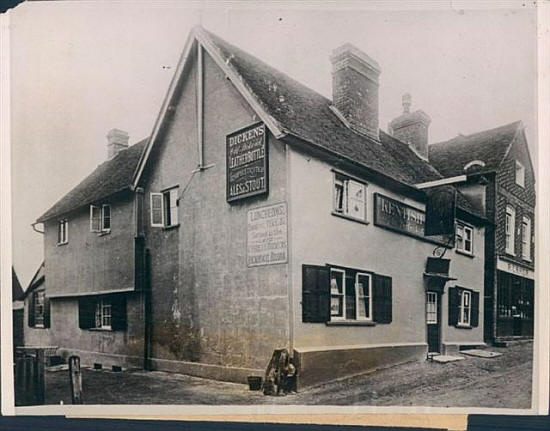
[431,120,521,148]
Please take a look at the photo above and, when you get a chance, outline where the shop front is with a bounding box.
[496,258,534,338]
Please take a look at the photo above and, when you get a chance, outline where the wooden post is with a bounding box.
[68,355,83,404]
[34,349,45,405]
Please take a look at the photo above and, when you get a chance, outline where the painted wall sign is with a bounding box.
[497,257,534,280]
[226,122,268,202]
[374,193,448,246]
[247,202,288,267]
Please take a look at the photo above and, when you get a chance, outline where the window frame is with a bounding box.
[521,215,532,261]
[94,298,112,330]
[57,219,68,245]
[329,266,373,322]
[515,160,525,188]
[505,205,516,256]
[151,187,179,228]
[426,291,438,324]
[332,171,368,223]
[33,289,46,328]
[458,290,471,326]
[455,222,474,255]
[101,204,111,232]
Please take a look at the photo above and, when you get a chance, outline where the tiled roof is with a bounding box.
[207,30,443,186]
[204,29,482,218]
[37,139,148,222]
[12,268,24,301]
[428,121,521,178]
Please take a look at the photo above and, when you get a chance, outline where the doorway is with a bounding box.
[426,291,441,353]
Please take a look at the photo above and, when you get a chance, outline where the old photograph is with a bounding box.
[3,0,543,413]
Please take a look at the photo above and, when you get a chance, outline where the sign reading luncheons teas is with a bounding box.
[226,122,268,202]
[247,202,288,267]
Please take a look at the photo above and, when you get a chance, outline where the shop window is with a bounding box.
[515,161,525,187]
[302,264,391,324]
[498,274,534,320]
[90,204,111,233]
[57,219,68,245]
[521,216,532,261]
[448,286,479,328]
[78,294,127,331]
[505,205,515,255]
[28,289,50,328]
[150,186,179,228]
[333,172,367,222]
[455,223,473,255]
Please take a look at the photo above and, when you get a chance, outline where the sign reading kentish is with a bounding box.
[226,122,268,202]
[247,202,288,267]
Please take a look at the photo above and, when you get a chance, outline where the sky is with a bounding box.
[9,1,538,288]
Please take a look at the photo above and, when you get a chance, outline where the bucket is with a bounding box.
[247,376,262,391]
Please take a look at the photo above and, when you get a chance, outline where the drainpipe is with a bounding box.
[143,248,152,371]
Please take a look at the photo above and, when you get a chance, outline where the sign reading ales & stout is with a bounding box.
[226,122,268,202]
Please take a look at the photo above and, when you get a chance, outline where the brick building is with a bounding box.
[26,27,490,388]
[429,121,535,342]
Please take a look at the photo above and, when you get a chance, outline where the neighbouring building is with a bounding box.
[12,268,25,348]
[29,27,490,388]
[429,121,535,343]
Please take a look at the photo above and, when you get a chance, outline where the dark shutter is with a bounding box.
[111,294,127,331]
[373,274,392,324]
[43,296,51,328]
[448,287,459,326]
[28,292,36,327]
[471,291,479,327]
[302,265,330,323]
[78,298,95,329]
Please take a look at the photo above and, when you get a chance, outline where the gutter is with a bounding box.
[31,222,44,234]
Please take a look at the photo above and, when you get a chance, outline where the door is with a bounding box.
[426,291,441,353]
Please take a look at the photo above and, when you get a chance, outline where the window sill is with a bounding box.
[331,211,369,226]
[87,328,113,332]
[163,223,180,231]
[456,249,474,258]
[32,324,45,329]
[455,324,473,329]
[56,241,68,246]
[326,320,375,327]
[98,230,111,237]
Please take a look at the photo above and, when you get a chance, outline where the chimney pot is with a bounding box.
[402,93,412,114]
[107,128,129,159]
[330,44,381,139]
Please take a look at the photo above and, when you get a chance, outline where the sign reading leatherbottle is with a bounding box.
[226,122,268,202]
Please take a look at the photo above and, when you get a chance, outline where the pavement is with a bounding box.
[43,340,532,408]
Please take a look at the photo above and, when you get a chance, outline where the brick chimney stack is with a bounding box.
[107,128,129,159]
[388,94,431,160]
[330,44,381,140]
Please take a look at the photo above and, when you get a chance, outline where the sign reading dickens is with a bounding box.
[247,202,288,267]
[374,193,425,237]
[227,122,268,202]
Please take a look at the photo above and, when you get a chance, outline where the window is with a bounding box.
[90,205,111,233]
[95,299,112,330]
[102,205,111,231]
[459,290,471,326]
[456,223,473,255]
[28,289,50,328]
[426,292,437,324]
[448,287,479,328]
[505,205,516,255]
[515,161,525,187]
[78,294,126,331]
[151,187,179,227]
[521,216,532,261]
[329,269,371,320]
[302,264,391,324]
[333,173,367,222]
[57,219,68,244]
